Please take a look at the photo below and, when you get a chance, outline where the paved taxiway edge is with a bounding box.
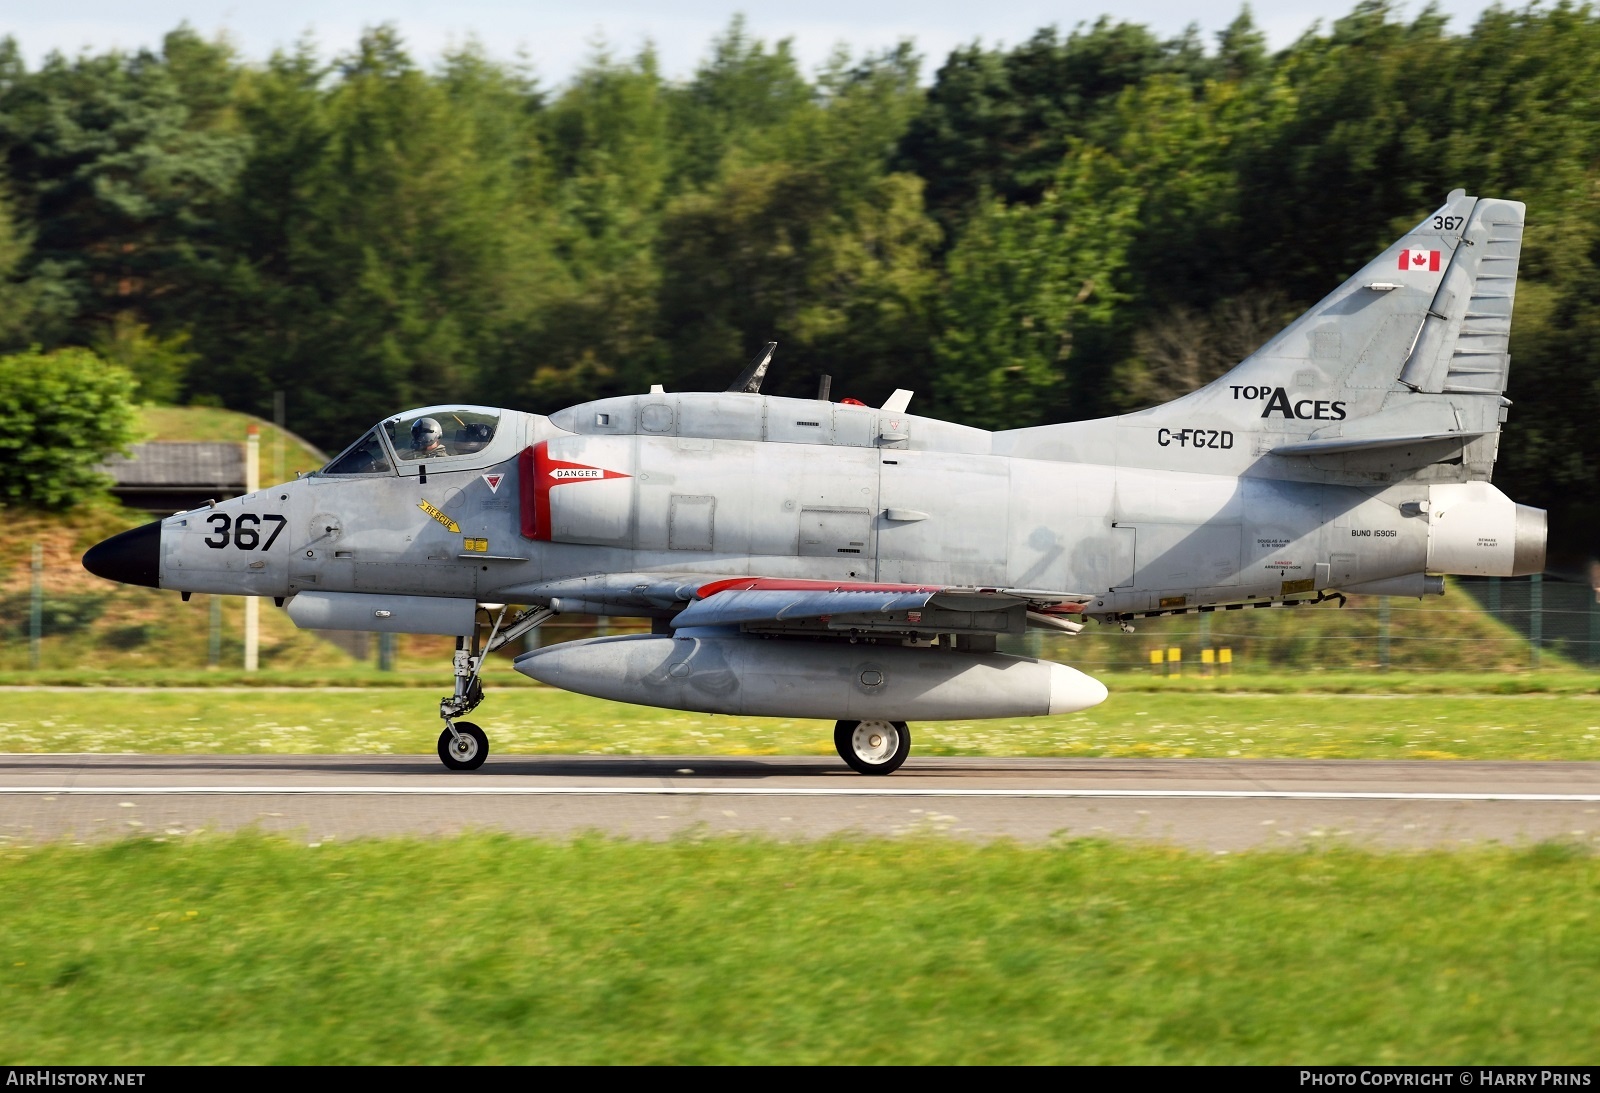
[3,786,1598,801]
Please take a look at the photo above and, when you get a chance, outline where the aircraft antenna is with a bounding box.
[727,341,777,394]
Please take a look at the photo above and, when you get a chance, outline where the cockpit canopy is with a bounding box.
[321,407,503,475]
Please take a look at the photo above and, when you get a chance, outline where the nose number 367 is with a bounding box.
[203,512,288,550]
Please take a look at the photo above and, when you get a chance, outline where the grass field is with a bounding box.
[8,683,1600,760]
[0,834,1594,1064]
[6,667,1600,693]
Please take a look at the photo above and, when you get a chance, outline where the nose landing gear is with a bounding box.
[435,604,554,772]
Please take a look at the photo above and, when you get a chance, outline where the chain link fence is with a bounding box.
[3,534,1593,674]
[1002,575,1596,674]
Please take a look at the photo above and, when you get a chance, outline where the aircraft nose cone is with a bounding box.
[1047,663,1109,714]
[82,520,162,589]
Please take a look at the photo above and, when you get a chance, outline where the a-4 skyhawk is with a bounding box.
[84,190,1545,773]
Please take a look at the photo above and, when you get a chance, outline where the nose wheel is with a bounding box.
[834,719,911,775]
[438,721,489,770]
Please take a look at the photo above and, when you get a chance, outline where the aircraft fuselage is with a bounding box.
[150,389,1537,626]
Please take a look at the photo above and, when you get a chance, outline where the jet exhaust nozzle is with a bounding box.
[1511,504,1547,578]
[1427,483,1547,578]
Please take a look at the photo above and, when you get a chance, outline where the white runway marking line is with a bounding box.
[3,787,1599,802]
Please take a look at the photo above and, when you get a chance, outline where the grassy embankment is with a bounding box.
[0,834,1594,1064]
[1,407,346,671]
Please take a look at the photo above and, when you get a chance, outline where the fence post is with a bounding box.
[1590,577,1599,668]
[1530,572,1542,671]
[1378,596,1390,672]
[29,543,42,671]
[378,632,395,672]
[273,389,286,484]
[244,425,260,672]
[208,595,221,668]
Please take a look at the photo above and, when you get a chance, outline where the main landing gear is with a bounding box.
[834,719,911,775]
[435,604,554,772]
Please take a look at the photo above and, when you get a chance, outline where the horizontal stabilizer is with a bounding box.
[1271,431,1492,457]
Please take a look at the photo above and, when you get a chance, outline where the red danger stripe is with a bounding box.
[519,441,631,541]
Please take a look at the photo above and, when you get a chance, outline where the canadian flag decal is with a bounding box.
[518,441,631,540]
[1399,249,1441,271]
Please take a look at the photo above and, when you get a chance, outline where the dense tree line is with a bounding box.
[0,3,1597,555]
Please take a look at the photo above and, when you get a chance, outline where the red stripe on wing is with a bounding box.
[696,577,944,599]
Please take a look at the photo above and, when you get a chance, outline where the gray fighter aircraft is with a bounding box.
[83,190,1544,774]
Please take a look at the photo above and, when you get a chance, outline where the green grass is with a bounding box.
[9,683,1600,759]
[0,834,1594,1064]
[7,667,1600,693]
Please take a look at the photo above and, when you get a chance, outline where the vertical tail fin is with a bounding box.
[1091,191,1528,483]
[1200,188,1526,401]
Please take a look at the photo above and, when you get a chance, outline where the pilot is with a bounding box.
[410,417,449,459]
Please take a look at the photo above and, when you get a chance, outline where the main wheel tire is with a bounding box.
[834,719,910,775]
[437,721,489,771]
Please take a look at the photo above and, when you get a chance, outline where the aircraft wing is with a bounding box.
[671,577,1091,630]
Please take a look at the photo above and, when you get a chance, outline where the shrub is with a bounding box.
[0,347,139,509]
[0,591,105,636]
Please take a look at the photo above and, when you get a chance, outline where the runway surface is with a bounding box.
[2,754,1597,849]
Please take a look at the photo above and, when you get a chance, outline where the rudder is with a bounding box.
[1397,195,1524,396]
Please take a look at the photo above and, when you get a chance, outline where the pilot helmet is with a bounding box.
[411,417,443,450]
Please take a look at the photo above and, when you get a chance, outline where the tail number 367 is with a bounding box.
[204,513,287,550]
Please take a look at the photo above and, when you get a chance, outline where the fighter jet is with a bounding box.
[83,190,1544,774]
